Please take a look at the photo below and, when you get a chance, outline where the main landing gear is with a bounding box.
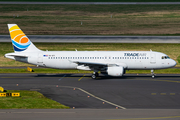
[92,72,99,79]
[151,69,155,78]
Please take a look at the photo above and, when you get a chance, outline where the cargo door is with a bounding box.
[150,53,156,64]
[38,53,43,63]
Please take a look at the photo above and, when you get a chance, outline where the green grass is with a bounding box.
[1,43,180,67]
[177,55,180,63]
[0,43,180,74]
[0,68,179,74]
[1,0,180,2]
[0,68,92,73]
[1,4,180,35]
[0,90,70,109]
[126,68,180,74]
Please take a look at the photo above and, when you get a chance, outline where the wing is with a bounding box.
[71,60,117,71]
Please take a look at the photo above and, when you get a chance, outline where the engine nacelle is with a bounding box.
[106,66,124,76]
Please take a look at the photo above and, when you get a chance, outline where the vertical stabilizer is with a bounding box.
[7,24,40,52]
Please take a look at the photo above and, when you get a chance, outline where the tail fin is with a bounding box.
[7,24,40,52]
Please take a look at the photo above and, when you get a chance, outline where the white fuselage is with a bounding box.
[7,51,176,70]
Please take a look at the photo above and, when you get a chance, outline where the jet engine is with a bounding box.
[102,66,124,76]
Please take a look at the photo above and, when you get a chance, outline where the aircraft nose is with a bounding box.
[171,60,176,67]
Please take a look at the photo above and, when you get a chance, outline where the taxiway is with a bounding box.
[0,73,180,120]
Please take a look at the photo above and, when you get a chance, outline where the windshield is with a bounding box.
[162,56,170,59]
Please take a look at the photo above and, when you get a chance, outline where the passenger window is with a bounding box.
[162,56,165,59]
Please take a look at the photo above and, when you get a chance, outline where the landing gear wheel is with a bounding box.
[92,72,99,79]
[95,72,99,77]
[151,70,155,79]
[152,75,155,79]
[92,74,97,79]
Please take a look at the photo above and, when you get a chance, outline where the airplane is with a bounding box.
[5,24,177,79]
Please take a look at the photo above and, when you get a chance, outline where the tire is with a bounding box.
[95,72,99,77]
[92,74,96,79]
[152,75,155,79]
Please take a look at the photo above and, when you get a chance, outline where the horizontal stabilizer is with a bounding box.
[5,53,28,58]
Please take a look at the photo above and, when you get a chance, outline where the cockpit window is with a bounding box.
[162,56,170,59]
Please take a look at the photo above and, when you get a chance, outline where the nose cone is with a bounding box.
[171,59,177,67]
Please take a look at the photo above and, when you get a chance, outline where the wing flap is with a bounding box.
[71,60,119,71]
[73,61,108,66]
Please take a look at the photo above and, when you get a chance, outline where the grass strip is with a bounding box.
[0,90,70,109]
[1,0,180,2]
[0,68,179,74]
[1,4,180,35]
[1,43,180,67]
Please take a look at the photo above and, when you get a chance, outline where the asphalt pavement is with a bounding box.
[0,73,180,120]
[0,73,180,109]
[1,35,180,43]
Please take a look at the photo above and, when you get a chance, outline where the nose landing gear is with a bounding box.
[151,70,155,78]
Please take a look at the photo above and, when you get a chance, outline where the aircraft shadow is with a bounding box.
[34,73,180,80]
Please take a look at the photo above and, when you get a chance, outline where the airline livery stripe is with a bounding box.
[12,40,31,49]
[9,25,19,32]
[10,30,24,40]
